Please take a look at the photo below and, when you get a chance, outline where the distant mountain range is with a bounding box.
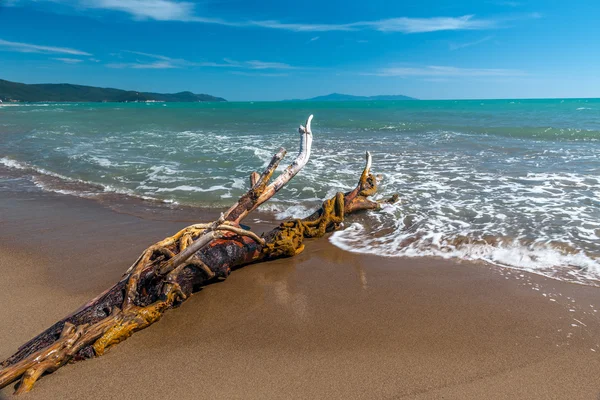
[0,79,226,103]
[0,79,416,103]
[290,93,417,101]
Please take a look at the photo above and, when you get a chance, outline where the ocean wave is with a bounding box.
[330,208,600,287]
[1,157,87,183]
[87,155,116,168]
[3,101,600,287]
[0,157,177,205]
[258,202,316,220]
[330,221,600,286]
[156,184,229,193]
[141,165,185,185]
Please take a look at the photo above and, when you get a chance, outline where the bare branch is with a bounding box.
[249,114,314,212]
[224,115,314,224]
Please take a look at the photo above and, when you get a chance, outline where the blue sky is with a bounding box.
[0,0,598,100]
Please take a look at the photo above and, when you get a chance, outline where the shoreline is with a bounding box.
[1,182,600,399]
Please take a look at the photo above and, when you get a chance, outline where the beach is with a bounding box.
[3,0,600,395]
[1,174,600,399]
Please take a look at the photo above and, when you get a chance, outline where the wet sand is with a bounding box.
[1,188,600,399]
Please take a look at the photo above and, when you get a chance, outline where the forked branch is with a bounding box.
[224,114,313,224]
[0,114,386,395]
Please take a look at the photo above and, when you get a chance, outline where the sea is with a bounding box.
[1,99,600,285]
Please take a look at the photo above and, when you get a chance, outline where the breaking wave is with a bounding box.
[2,99,600,285]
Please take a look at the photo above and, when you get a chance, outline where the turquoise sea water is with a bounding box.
[1,99,600,284]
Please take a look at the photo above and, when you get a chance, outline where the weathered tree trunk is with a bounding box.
[0,115,383,394]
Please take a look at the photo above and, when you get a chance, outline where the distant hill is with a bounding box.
[292,93,417,101]
[0,79,226,103]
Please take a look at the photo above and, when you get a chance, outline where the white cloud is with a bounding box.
[79,0,240,24]
[112,51,227,68]
[196,58,296,70]
[449,36,494,50]
[107,60,178,69]
[107,51,181,68]
[244,60,295,70]
[361,15,495,33]
[0,38,91,55]
[248,20,352,32]
[81,0,195,21]
[370,65,526,77]
[249,15,495,33]
[124,50,173,60]
[53,57,84,63]
[108,52,296,70]
[193,61,242,67]
[14,1,532,34]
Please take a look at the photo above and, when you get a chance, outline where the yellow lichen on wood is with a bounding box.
[358,175,377,197]
[262,192,346,258]
[93,286,183,356]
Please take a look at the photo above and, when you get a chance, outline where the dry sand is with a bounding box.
[1,188,600,399]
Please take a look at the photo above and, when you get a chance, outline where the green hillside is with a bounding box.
[0,79,226,103]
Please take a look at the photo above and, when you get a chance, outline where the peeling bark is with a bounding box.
[0,115,385,394]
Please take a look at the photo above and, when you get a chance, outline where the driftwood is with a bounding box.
[0,115,383,394]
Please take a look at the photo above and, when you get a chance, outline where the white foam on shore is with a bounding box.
[156,184,229,193]
[258,202,316,220]
[330,220,600,286]
[1,157,177,204]
[1,157,85,183]
[4,114,600,288]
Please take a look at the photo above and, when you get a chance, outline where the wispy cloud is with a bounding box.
[107,60,178,69]
[75,0,242,24]
[243,60,296,70]
[53,57,84,63]
[360,15,495,33]
[0,38,91,55]
[82,0,196,21]
[15,1,535,34]
[107,51,180,68]
[308,36,320,42]
[246,15,496,33]
[369,65,526,77]
[449,36,494,50]
[124,50,173,60]
[109,51,224,68]
[247,20,351,32]
[7,0,235,23]
[107,51,297,70]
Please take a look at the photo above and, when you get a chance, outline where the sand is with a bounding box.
[1,188,600,399]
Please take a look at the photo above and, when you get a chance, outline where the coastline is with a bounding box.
[1,186,600,399]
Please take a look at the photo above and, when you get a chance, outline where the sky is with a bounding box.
[0,0,598,101]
